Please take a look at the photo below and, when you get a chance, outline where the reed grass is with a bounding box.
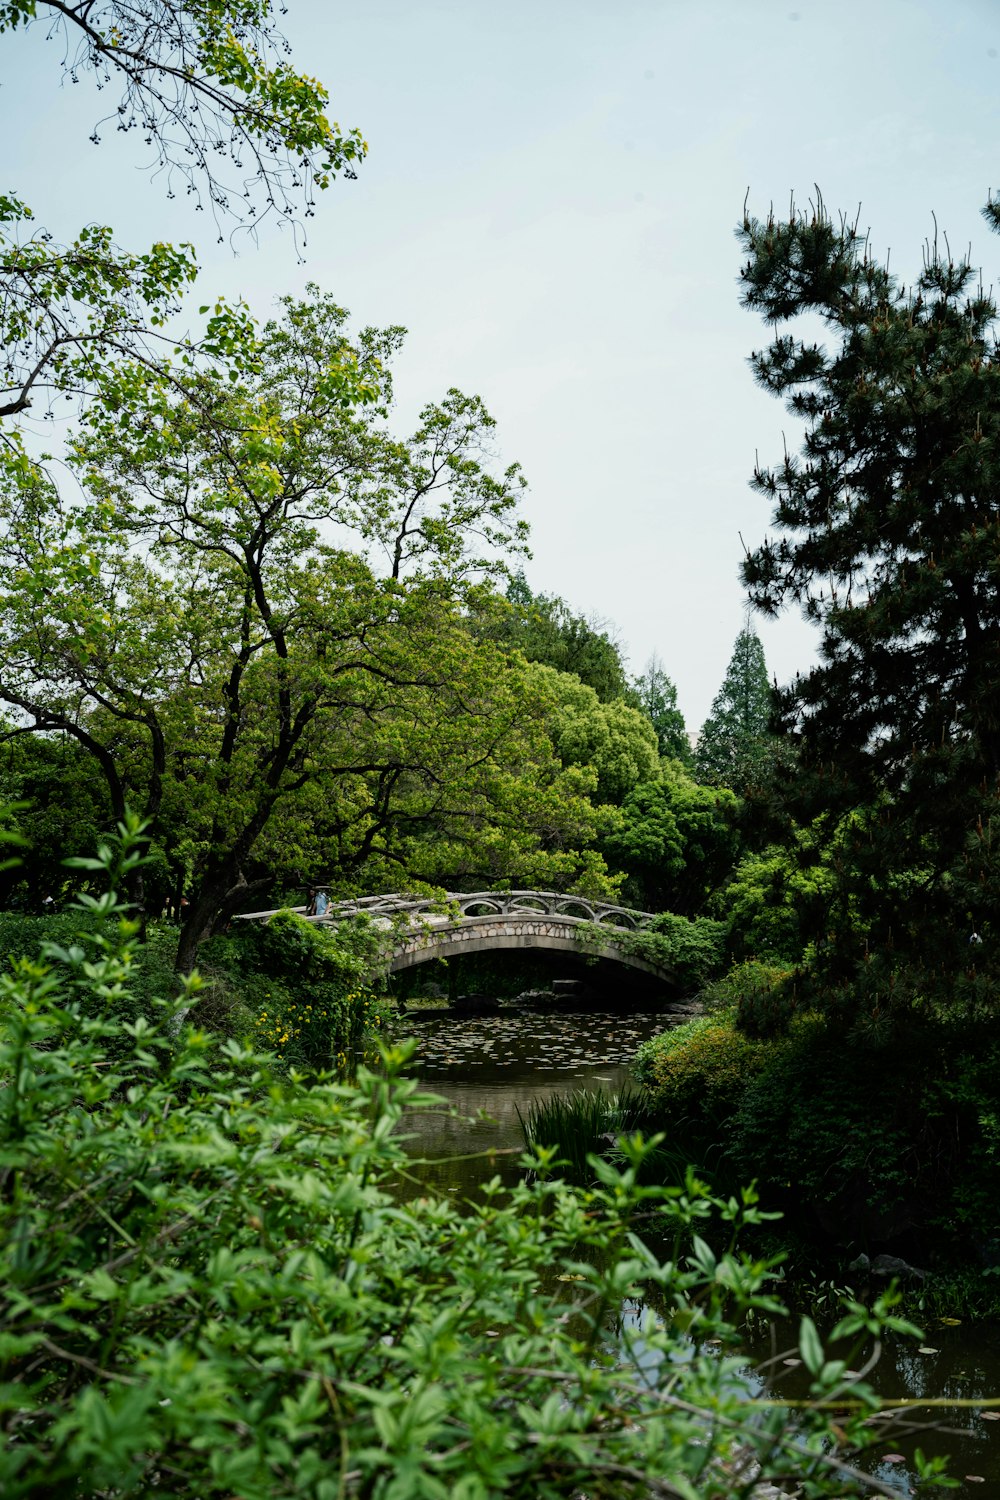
[517,1086,689,1185]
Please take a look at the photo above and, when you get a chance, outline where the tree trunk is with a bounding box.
[174,866,272,974]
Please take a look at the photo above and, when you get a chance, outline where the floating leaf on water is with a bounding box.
[881,1454,906,1464]
[557,1273,587,1282]
[965,1478,986,1484]
[782,1358,801,1367]
[939,1316,962,1325]
[917,1346,940,1355]
[980,1411,1000,1421]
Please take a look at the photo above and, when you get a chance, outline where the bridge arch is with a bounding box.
[388,914,671,983]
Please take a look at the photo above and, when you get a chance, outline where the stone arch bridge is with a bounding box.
[238,890,670,984]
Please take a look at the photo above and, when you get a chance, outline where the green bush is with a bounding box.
[0,907,109,964]
[202,909,393,1073]
[0,823,944,1497]
[0,910,178,1062]
[724,1015,1000,1255]
[702,959,799,1038]
[579,911,725,993]
[633,1013,769,1125]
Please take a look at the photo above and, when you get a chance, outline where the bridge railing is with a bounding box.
[233,890,656,930]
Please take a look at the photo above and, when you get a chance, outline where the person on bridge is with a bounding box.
[313,888,329,917]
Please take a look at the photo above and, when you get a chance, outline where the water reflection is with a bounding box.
[739,1317,1000,1497]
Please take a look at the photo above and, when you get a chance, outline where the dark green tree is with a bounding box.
[475,574,631,702]
[632,653,692,764]
[0,731,112,908]
[604,765,738,914]
[737,190,1000,1011]
[694,628,773,793]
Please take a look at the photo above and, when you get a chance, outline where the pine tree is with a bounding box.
[695,628,772,793]
[737,191,1000,1003]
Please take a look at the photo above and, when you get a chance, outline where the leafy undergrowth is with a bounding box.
[0,818,959,1498]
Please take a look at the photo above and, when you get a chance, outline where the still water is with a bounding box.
[400,1004,666,1195]
[398,1003,1000,1498]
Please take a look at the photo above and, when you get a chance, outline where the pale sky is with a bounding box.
[5,0,1000,728]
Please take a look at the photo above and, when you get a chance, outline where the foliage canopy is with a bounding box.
[0,294,613,965]
[0,0,364,433]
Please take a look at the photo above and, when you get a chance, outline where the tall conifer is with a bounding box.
[634,654,691,764]
[695,628,772,792]
[738,192,1000,999]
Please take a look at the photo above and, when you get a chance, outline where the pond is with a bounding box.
[399,1002,669,1197]
[398,1002,1000,1498]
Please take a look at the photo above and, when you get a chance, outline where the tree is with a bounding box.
[737,190,1000,1005]
[0,292,609,967]
[1,1,365,431]
[632,653,691,764]
[0,729,112,908]
[694,627,773,793]
[2,0,363,227]
[475,575,631,702]
[605,765,738,914]
[531,663,659,805]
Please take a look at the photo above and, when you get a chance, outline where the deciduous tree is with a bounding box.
[1,0,364,433]
[531,663,659,804]
[605,766,738,914]
[475,575,631,702]
[0,293,608,967]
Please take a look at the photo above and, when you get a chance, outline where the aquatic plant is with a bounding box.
[517,1085,688,1185]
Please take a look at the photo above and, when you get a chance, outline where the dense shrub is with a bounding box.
[637,998,1000,1261]
[0,827,938,1497]
[0,907,108,963]
[702,959,798,1038]
[722,1014,995,1250]
[633,1013,769,1125]
[202,909,393,1073]
[580,911,725,993]
[0,909,177,1060]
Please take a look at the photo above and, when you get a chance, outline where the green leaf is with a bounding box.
[798,1315,824,1375]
